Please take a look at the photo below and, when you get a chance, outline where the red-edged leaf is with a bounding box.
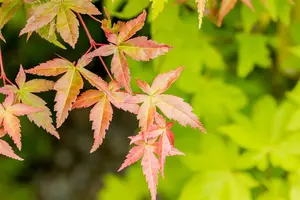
[118,145,144,171]
[25,58,72,76]
[111,51,132,93]
[73,90,102,108]
[56,7,79,48]
[142,145,159,200]
[136,78,151,94]
[218,0,238,26]
[89,95,113,152]
[117,10,146,44]
[20,2,60,35]
[158,133,172,178]
[0,139,23,161]
[155,94,206,132]
[150,66,183,94]
[120,36,171,61]
[54,69,83,128]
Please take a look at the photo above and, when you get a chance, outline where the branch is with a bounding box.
[77,13,114,81]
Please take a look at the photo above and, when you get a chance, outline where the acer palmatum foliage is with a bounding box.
[0,2,205,199]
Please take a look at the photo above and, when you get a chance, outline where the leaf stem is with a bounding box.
[0,46,13,85]
[77,13,114,81]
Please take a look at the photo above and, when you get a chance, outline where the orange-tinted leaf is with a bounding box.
[77,68,112,98]
[150,66,183,94]
[142,145,159,200]
[25,58,72,76]
[158,132,171,178]
[76,54,94,68]
[54,69,83,128]
[15,66,58,138]
[111,51,132,93]
[218,0,238,26]
[56,7,79,48]
[133,68,206,132]
[73,90,103,108]
[0,128,6,138]
[120,36,171,61]
[0,139,23,161]
[118,145,144,171]
[117,10,146,44]
[87,44,116,58]
[20,2,60,35]
[66,0,101,15]
[136,78,151,94]
[89,96,113,152]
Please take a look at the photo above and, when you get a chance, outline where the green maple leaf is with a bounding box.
[191,78,247,130]
[236,33,271,78]
[219,95,300,171]
[179,134,257,200]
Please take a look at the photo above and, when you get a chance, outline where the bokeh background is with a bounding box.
[1,0,300,199]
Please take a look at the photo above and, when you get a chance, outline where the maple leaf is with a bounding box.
[25,55,112,128]
[0,94,42,150]
[0,66,59,138]
[118,140,159,200]
[73,89,113,152]
[87,10,171,93]
[0,139,23,161]
[0,126,23,160]
[128,113,184,178]
[128,66,206,132]
[153,113,184,177]
[196,0,207,29]
[73,81,139,152]
[0,0,23,42]
[218,0,254,26]
[19,0,101,48]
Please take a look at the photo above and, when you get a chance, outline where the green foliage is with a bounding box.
[98,0,300,199]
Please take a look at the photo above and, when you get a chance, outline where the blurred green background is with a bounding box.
[2,0,300,199]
